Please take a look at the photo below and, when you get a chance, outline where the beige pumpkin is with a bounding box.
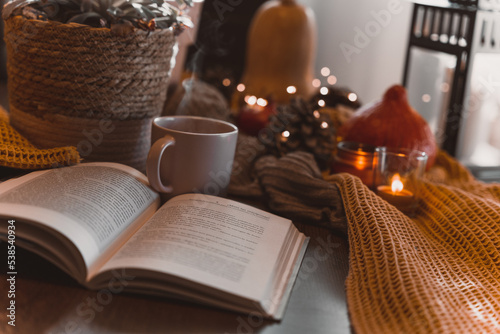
[239,0,317,104]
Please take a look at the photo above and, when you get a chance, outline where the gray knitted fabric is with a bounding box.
[228,134,346,233]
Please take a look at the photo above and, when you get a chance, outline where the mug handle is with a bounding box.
[146,135,175,193]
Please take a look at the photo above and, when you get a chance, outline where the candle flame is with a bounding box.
[355,157,367,170]
[391,174,404,193]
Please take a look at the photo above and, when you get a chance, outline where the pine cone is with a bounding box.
[260,97,336,170]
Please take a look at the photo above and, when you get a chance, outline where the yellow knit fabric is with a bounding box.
[327,152,500,334]
[0,106,80,169]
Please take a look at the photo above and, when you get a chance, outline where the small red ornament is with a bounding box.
[236,98,276,136]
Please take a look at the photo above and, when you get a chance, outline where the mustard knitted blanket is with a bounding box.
[229,139,500,333]
[329,152,500,333]
[0,106,80,169]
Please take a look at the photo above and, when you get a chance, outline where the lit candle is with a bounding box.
[377,174,415,213]
[237,95,273,136]
[330,141,378,188]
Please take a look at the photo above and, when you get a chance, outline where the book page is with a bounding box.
[0,163,160,275]
[97,193,294,301]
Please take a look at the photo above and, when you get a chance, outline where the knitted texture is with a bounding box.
[328,152,500,334]
[229,146,500,333]
[0,106,80,169]
[255,152,347,232]
[228,133,267,198]
[4,16,176,120]
[228,138,347,231]
[4,16,176,171]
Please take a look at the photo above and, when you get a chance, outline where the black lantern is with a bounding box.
[403,0,500,180]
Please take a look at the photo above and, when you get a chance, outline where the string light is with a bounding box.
[287,86,297,94]
[237,83,246,92]
[348,93,358,102]
[313,110,321,118]
[321,67,331,77]
[320,87,329,96]
[222,78,231,87]
[257,98,268,107]
[318,99,326,107]
[312,79,321,88]
[280,130,290,142]
[327,75,337,85]
[321,121,328,129]
[422,94,431,103]
[245,95,257,106]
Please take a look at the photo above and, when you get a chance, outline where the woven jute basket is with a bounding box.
[3,15,177,172]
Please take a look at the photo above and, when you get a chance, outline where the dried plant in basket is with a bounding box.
[2,0,196,172]
[3,0,194,34]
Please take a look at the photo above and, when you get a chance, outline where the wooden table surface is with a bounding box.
[0,82,352,334]
[0,223,351,334]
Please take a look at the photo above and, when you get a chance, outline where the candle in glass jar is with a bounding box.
[331,141,378,188]
[377,174,415,212]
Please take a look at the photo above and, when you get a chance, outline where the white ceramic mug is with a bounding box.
[146,116,238,198]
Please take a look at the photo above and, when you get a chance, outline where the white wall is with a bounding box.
[301,0,413,103]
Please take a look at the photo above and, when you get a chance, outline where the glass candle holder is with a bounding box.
[373,148,428,217]
[331,141,379,188]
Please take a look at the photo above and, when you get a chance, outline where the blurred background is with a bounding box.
[1,0,498,179]
[0,0,413,108]
[180,0,412,103]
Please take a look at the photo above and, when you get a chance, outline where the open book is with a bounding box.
[0,163,308,320]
